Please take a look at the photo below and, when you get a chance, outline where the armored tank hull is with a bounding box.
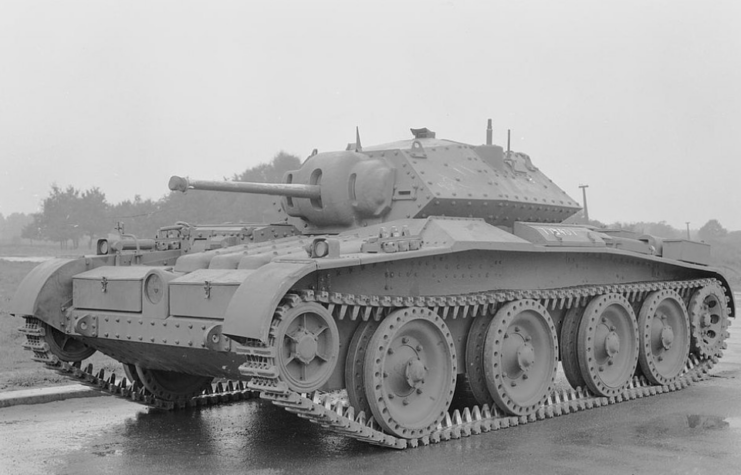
[10,124,734,448]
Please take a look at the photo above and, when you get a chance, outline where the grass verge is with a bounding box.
[0,258,119,391]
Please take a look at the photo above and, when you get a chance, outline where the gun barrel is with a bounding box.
[169,176,321,199]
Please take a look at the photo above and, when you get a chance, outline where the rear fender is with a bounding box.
[222,261,316,343]
[9,256,112,330]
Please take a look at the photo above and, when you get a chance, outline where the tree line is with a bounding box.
[1,150,736,261]
[11,152,301,248]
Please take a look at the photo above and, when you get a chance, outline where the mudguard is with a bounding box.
[222,260,316,343]
[9,256,111,329]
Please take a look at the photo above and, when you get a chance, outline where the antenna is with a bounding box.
[486,119,493,145]
[355,126,363,152]
[507,129,511,153]
[579,184,590,222]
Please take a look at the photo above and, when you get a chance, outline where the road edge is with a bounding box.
[0,385,106,408]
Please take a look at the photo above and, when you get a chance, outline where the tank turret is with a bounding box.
[171,122,582,233]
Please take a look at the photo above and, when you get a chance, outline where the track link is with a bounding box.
[239,278,732,449]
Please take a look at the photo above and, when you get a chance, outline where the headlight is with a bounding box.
[96,239,109,255]
[313,239,330,258]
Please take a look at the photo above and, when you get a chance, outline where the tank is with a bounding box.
[10,121,734,449]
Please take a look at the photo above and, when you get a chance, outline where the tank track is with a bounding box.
[239,278,732,449]
[18,317,258,410]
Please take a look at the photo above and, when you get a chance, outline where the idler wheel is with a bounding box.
[275,302,339,393]
[577,294,639,397]
[464,310,496,406]
[483,300,558,416]
[42,322,96,362]
[637,290,690,385]
[688,284,729,358]
[364,307,457,439]
[560,306,587,390]
[135,366,213,402]
[344,320,379,417]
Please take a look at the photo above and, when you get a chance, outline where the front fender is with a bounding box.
[10,256,112,330]
[222,261,316,343]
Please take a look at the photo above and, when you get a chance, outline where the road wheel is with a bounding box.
[560,306,587,389]
[464,311,495,406]
[344,320,379,417]
[364,307,457,439]
[577,294,639,396]
[484,299,558,416]
[638,290,690,385]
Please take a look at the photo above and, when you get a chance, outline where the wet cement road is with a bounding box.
[2,330,740,475]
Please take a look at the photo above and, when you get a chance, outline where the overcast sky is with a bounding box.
[1,0,739,231]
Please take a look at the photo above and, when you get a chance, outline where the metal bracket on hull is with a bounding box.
[74,314,98,337]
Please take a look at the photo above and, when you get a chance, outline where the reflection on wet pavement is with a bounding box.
[41,327,741,474]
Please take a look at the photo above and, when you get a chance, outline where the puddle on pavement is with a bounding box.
[91,443,124,457]
[637,414,734,440]
[685,415,730,430]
